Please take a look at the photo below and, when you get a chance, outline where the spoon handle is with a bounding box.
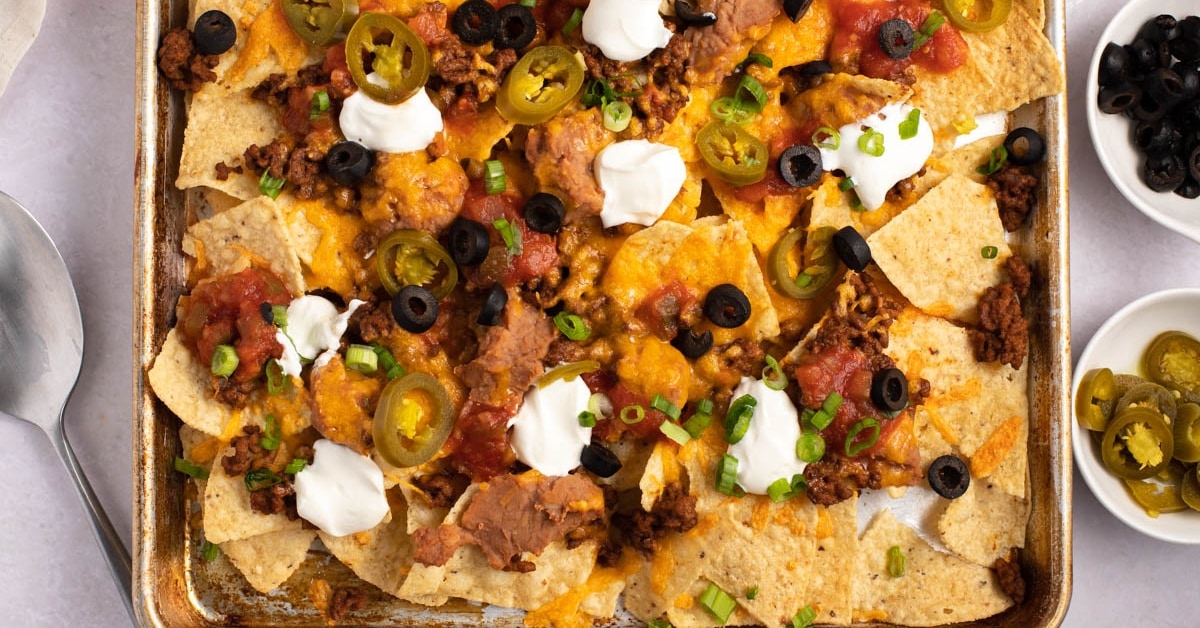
[50,418,137,625]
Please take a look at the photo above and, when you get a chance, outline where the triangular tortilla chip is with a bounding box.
[203,440,303,544]
[319,489,414,596]
[147,329,233,437]
[937,482,1029,567]
[221,528,316,593]
[183,195,306,294]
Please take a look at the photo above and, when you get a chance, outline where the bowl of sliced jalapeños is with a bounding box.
[1087,0,1200,245]
[1073,288,1200,543]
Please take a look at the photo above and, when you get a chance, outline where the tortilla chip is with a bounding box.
[183,195,306,294]
[319,489,414,596]
[176,86,283,198]
[908,134,1004,200]
[805,499,858,625]
[602,220,695,313]
[148,329,234,437]
[203,441,304,544]
[852,509,1011,626]
[788,73,912,132]
[937,482,1028,567]
[221,528,317,593]
[867,174,1011,324]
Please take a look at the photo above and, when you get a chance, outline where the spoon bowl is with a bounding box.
[0,191,134,620]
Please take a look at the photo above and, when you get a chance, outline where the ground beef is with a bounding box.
[213,377,257,407]
[636,32,691,136]
[988,164,1039,232]
[352,299,395,343]
[221,426,264,476]
[251,72,291,106]
[286,144,325,200]
[710,338,765,382]
[244,141,291,179]
[804,456,870,506]
[248,481,296,518]
[214,161,243,181]
[1006,255,1032,298]
[808,272,902,365]
[621,483,698,554]
[909,377,932,408]
[993,549,1026,605]
[412,472,467,508]
[971,282,1029,369]
[328,586,368,620]
[157,28,219,92]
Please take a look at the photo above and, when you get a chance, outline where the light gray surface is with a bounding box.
[0,0,1197,626]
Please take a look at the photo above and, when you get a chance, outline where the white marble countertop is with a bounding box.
[2,0,1199,625]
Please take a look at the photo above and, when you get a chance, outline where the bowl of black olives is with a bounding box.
[1088,1,1200,244]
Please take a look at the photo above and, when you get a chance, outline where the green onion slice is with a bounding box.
[767,477,793,502]
[553,311,591,341]
[244,468,283,492]
[976,145,1008,175]
[887,545,906,577]
[588,392,613,419]
[738,53,774,70]
[270,304,289,328]
[648,620,672,628]
[699,582,738,624]
[492,217,523,256]
[837,176,856,191]
[520,0,536,6]
[210,344,239,378]
[484,159,507,194]
[813,126,840,150]
[696,398,715,415]
[795,432,826,463]
[724,394,757,444]
[620,404,646,424]
[310,89,331,119]
[845,417,881,457]
[284,458,308,474]
[683,410,714,439]
[792,605,817,628]
[716,454,739,495]
[174,457,209,479]
[261,414,281,451]
[898,108,922,140]
[709,96,755,124]
[745,585,760,600]
[651,394,682,421]
[912,10,945,48]
[602,100,632,132]
[266,359,288,395]
[562,7,583,34]
[659,420,692,445]
[258,169,285,199]
[807,392,841,431]
[981,245,999,259]
[346,343,379,374]
[858,128,885,157]
[201,540,220,561]
[578,410,598,428]
[371,343,405,380]
[734,75,768,114]
[762,355,787,390]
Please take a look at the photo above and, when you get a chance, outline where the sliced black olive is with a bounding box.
[1176,176,1200,199]
[1127,38,1160,73]
[831,226,871,272]
[1130,93,1166,122]
[674,0,717,28]
[1146,67,1186,109]
[447,218,491,266]
[671,327,714,359]
[194,10,237,55]
[1097,83,1141,114]
[877,19,914,60]
[451,0,498,45]
[871,368,909,413]
[1143,151,1187,192]
[392,285,440,333]
[1189,145,1200,181]
[1138,14,1180,45]
[928,454,970,499]
[581,443,622,478]
[493,4,537,50]
[703,284,751,328]
[477,283,508,326]
[1003,127,1046,166]
[1173,37,1200,64]
[325,141,375,186]
[1176,61,1200,98]
[778,145,822,187]
[1098,42,1130,87]
[796,60,833,77]
[523,192,566,235]
[1134,119,1181,155]
[259,302,275,323]
[783,0,814,23]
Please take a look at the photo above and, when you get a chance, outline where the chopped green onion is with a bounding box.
[792,605,817,628]
[807,392,841,431]
[648,620,673,628]
[683,411,713,438]
[709,96,755,124]
[284,458,308,474]
[371,343,405,380]
[210,344,239,378]
[845,417,881,457]
[602,100,632,132]
[562,7,583,35]
[244,468,283,492]
[813,126,840,150]
[837,177,856,191]
[581,79,611,108]
[260,414,281,451]
[716,454,739,495]
[651,394,682,420]
[174,457,209,480]
[767,477,795,502]
[579,410,598,428]
[553,311,591,340]
[762,355,787,390]
[484,159,507,194]
[493,217,523,256]
[520,0,536,6]
[696,398,715,415]
[724,394,756,444]
[271,304,289,328]
[981,245,999,259]
[699,582,738,624]
[266,359,288,395]
[821,392,843,415]
[620,404,646,424]
[912,10,945,49]
[659,420,692,445]
[738,53,774,70]
[588,392,613,419]
[887,545,906,577]
[346,343,379,374]
[898,108,922,140]
[745,585,760,600]
[734,75,769,114]
[976,145,1008,175]
[201,540,220,561]
[795,432,826,463]
[858,128,885,157]
[309,89,331,119]
[258,169,285,199]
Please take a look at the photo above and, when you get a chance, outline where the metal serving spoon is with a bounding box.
[0,191,135,622]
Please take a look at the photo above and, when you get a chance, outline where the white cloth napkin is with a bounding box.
[0,0,46,100]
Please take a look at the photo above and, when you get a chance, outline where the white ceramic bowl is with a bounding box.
[1086,0,1200,244]
[1073,288,1200,543]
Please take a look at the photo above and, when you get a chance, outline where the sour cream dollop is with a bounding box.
[726,377,808,495]
[507,376,593,476]
[338,78,443,153]
[294,439,389,537]
[275,295,365,378]
[818,102,934,211]
[595,139,686,228]
[582,0,674,62]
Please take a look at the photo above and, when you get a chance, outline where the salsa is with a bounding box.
[829,0,968,82]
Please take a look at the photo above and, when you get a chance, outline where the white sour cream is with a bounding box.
[595,139,686,228]
[952,110,1008,149]
[582,0,674,62]
[338,78,443,154]
[726,377,808,495]
[507,376,593,476]
[818,102,934,211]
[275,296,365,378]
[294,439,390,537]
